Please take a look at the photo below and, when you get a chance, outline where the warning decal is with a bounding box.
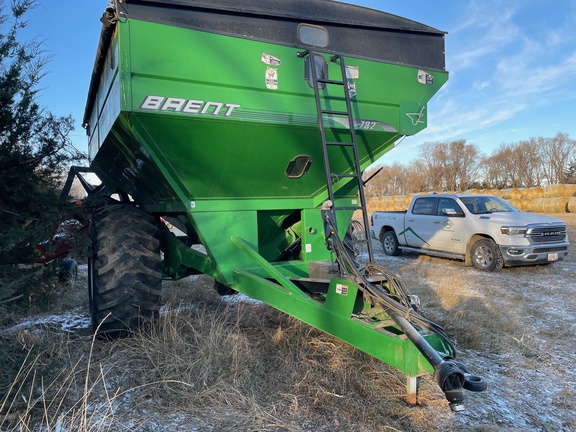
[261,53,281,66]
[266,67,278,90]
[335,284,349,296]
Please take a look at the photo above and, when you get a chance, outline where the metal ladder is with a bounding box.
[298,50,374,262]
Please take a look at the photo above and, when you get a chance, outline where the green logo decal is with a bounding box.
[398,226,429,245]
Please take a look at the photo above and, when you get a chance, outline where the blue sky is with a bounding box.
[17,0,576,166]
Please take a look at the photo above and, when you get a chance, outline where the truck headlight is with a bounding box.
[500,226,528,235]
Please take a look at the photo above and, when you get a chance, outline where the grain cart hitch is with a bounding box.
[323,212,487,411]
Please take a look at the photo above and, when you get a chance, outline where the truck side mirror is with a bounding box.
[442,208,465,217]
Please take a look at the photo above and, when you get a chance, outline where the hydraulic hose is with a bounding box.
[323,213,487,410]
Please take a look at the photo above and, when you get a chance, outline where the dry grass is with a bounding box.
[2,213,575,430]
[106,290,447,431]
[0,332,122,431]
[403,263,522,353]
[1,276,452,431]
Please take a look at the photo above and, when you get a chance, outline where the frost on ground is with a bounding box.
[2,214,575,431]
[366,213,576,431]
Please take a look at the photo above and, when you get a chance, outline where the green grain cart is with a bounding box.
[76,0,486,410]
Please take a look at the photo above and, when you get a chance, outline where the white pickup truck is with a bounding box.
[370,193,569,271]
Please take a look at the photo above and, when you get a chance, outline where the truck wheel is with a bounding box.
[381,231,401,256]
[88,204,162,337]
[59,258,78,284]
[470,238,503,272]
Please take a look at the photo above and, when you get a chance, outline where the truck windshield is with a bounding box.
[460,196,518,215]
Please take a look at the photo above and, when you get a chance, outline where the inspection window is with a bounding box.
[285,155,312,178]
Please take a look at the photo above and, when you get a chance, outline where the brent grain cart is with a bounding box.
[74,0,486,410]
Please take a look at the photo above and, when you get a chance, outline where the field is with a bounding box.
[1,214,575,431]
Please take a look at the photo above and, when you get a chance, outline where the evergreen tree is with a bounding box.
[0,0,84,306]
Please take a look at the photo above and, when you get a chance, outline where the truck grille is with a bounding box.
[533,246,568,253]
[527,226,567,243]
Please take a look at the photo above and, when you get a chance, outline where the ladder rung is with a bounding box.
[322,109,349,116]
[334,206,363,211]
[317,78,346,86]
[326,141,354,147]
[331,173,359,179]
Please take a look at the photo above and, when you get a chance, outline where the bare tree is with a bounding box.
[563,158,576,184]
[365,132,575,196]
[515,139,543,187]
[418,142,448,191]
[403,160,429,193]
[484,143,530,188]
[363,166,386,198]
[364,163,406,196]
[538,132,576,184]
[416,140,481,191]
[444,139,480,191]
[482,153,509,189]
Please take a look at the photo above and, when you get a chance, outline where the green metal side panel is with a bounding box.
[91,18,447,210]
[88,14,449,295]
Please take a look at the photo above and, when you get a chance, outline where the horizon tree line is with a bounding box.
[363,132,576,197]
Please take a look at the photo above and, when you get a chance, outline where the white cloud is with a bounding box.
[449,3,521,71]
[431,0,576,143]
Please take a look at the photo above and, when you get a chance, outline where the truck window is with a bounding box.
[460,196,517,214]
[412,197,437,215]
[437,198,463,216]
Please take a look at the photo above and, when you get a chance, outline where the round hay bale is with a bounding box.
[501,188,514,199]
[491,189,504,197]
[397,202,409,211]
[521,198,532,212]
[543,184,566,197]
[531,197,569,213]
[481,189,492,195]
[465,189,481,194]
[530,187,544,198]
[521,188,533,199]
[568,197,576,213]
[565,184,576,197]
[368,197,382,211]
[509,188,522,199]
[404,194,413,204]
[509,198,522,209]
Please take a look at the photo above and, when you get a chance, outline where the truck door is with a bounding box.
[433,197,467,253]
[404,197,438,248]
[404,197,466,252]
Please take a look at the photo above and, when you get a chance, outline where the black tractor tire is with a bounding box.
[470,238,504,272]
[381,231,401,256]
[59,258,78,284]
[88,204,162,337]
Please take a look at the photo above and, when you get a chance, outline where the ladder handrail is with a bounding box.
[300,50,374,262]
